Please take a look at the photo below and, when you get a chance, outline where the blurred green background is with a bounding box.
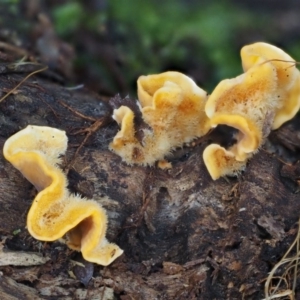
[5,0,300,97]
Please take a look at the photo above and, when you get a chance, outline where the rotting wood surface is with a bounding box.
[0,73,300,299]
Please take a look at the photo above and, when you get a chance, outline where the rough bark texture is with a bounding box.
[0,73,300,299]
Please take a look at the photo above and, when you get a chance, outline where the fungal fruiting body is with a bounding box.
[203,42,300,180]
[3,125,123,266]
[204,60,278,165]
[241,42,300,129]
[203,144,246,180]
[110,71,210,165]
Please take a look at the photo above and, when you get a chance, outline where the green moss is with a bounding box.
[52,2,84,36]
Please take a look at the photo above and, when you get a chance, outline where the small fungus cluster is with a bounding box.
[3,125,123,266]
[110,42,300,179]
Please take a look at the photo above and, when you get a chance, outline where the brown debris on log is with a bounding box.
[0,71,300,299]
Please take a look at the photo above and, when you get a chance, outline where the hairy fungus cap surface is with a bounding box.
[3,125,123,266]
[203,144,247,180]
[110,71,210,165]
[241,42,300,129]
[205,61,278,161]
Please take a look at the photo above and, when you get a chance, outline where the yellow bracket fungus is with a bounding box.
[110,71,210,165]
[205,60,278,163]
[3,125,123,266]
[203,42,300,180]
[241,42,300,129]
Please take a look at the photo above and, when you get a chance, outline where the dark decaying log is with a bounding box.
[0,72,300,299]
